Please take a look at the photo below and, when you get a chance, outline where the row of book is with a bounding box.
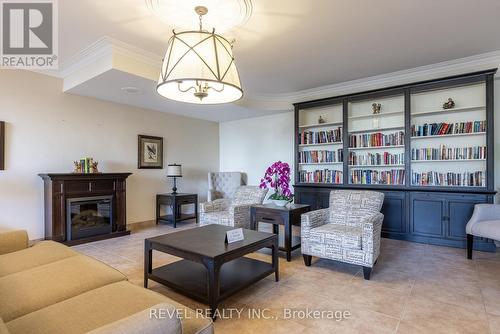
[298,149,343,163]
[411,145,487,161]
[349,169,405,185]
[411,171,485,187]
[348,152,405,166]
[299,127,342,145]
[348,131,404,148]
[298,169,343,184]
[410,121,486,137]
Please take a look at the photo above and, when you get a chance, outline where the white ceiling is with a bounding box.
[54,0,500,121]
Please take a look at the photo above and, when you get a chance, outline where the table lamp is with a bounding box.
[167,164,182,194]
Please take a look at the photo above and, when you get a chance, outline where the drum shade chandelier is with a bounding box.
[156,6,243,104]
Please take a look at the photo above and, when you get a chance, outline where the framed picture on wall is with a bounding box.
[138,135,163,169]
[0,121,4,170]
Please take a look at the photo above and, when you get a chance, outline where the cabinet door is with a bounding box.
[410,193,445,238]
[446,194,489,240]
[381,191,406,235]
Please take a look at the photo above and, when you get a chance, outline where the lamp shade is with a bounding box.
[157,30,243,104]
[167,164,182,177]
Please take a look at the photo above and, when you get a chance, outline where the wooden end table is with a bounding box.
[144,225,279,319]
[250,203,311,261]
[156,193,198,228]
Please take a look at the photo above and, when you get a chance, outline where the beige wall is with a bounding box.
[220,77,500,200]
[0,70,219,239]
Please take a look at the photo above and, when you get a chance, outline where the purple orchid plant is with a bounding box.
[259,161,293,201]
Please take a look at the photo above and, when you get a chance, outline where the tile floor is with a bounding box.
[72,221,500,334]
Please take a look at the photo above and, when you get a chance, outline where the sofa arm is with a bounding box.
[0,229,28,255]
[87,303,182,334]
[199,199,230,213]
[301,208,329,233]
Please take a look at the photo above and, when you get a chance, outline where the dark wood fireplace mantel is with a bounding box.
[39,173,132,245]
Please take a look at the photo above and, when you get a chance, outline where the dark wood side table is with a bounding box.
[156,193,198,228]
[144,225,279,319]
[250,203,311,261]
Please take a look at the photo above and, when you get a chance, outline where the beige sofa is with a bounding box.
[0,229,213,334]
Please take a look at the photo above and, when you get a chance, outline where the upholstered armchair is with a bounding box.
[199,186,268,229]
[301,190,385,280]
[466,204,500,259]
[207,172,245,202]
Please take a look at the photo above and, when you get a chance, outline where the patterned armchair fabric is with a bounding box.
[301,190,384,271]
[207,172,245,202]
[199,186,268,229]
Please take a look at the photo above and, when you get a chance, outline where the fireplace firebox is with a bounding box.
[66,196,113,241]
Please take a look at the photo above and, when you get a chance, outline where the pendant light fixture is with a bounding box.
[156,6,243,104]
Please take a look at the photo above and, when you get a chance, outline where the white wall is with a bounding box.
[219,112,294,186]
[0,70,219,239]
[220,77,500,200]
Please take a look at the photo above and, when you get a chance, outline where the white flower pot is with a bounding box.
[272,199,289,207]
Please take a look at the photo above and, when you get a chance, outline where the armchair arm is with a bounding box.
[361,212,384,260]
[231,204,253,229]
[469,204,500,223]
[0,229,28,255]
[199,199,230,213]
[301,208,329,234]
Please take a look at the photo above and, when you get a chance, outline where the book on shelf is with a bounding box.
[411,171,485,187]
[299,149,343,163]
[349,169,405,185]
[349,152,404,166]
[298,169,343,184]
[348,131,404,148]
[411,145,486,161]
[299,126,342,145]
[411,120,486,137]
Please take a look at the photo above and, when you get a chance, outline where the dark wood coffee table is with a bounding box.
[144,224,279,319]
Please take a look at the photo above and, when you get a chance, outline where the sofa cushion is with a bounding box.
[309,223,363,250]
[0,318,9,334]
[0,241,78,277]
[88,303,182,334]
[6,281,213,334]
[0,255,126,322]
[0,229,28,256]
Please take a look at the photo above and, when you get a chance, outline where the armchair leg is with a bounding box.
[467,234,473,260]
[303,255,312,267]
[362,266,372,280]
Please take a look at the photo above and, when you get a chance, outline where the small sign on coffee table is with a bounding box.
[225,228,244,243]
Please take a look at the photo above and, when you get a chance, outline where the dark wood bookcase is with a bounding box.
[294,69,497,251]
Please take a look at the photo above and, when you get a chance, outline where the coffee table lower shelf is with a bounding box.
[148,257,274,304]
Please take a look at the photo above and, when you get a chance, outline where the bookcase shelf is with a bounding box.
[349,164,405,168]
[412,105,485,117]
[294,69,496,252]
[348,145,405,151]
[299,162,343,165]
[348,111,403,120]
[298,142,342,147]
[411,132,486,140]
[298,121,343,129]
[412,159,486,163]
